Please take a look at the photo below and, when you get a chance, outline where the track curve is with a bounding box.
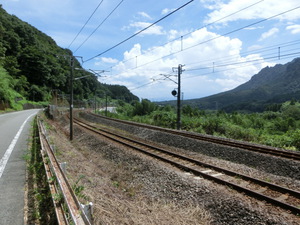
[73,116,300,215]
[86,112,300,161]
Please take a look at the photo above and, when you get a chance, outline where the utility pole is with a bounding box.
[160,64,184,130]
[70,57,74,141]
[176,64,183,130]
[72,67,107,136]
[57,54,83,141]
[105,94,108,116]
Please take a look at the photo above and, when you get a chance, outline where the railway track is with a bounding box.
[74,117,300,215]
[87,112,300,161]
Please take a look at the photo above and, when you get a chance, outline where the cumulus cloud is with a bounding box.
[202,0,300,24]
[161,8,176,15]
[259,27,279,41]
[124,22,166,35]
[103,28,271,100]
[137,12,152,20]
[286,24,300,34]
[100,57,119,64]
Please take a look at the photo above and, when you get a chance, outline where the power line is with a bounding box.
[186,51,300,73]
[68,0,104,49]
[184,51,300,81]
[127,49,300,91]
[74,0,125,54]
[130,81,156,91]
[103,0,264,72]
[131,53,300,93]
[113,39,300,92]
[88,4,300,94]
[84,0,195,62]
[113,5,300,73]
[182,6,300,53]
[185,39,300,69]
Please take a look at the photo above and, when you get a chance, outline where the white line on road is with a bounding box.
[0,113,36,179]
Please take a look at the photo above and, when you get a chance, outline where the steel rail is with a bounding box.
[37,118,92,225]
[74,117,300,215]
[87,112,300,161]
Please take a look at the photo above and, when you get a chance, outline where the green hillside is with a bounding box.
[0,5,138,110]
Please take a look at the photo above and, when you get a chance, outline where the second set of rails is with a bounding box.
[87,112,300,161]
[73,115,300,215]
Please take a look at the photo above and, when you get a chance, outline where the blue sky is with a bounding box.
[2,0,300,101]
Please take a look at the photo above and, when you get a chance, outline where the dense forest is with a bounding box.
[0,5,138,110]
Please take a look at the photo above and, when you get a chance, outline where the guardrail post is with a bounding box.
[81,202,93,223]
[50,145,55,153]
[59,162,67,174]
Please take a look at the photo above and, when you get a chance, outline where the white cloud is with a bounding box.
[138,12,152,20]
[247,44,263,51]
[161,8,176,15]
[244,26,264,30]
[103,28,270,101]
[101,57,119,64]
[202,0,300,24]
[199,0,224,11]
[259,28,279,41]
[125,22,166,35]
[286,24,300,34]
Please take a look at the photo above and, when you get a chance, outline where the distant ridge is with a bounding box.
[159,58,300,112]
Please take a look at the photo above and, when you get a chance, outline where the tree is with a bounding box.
[132,99,157,116]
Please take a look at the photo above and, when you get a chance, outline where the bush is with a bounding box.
[202,117,226,135]
[261,134,293,149]
[152,111,176,128]
[289,129,300,150]
[225,124,259,142]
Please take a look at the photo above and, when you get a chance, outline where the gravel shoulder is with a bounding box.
[45,112,300,225]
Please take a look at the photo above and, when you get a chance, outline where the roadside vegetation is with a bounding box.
[99,99,300,151]
[25,117,57,224]
[0,66,47,111]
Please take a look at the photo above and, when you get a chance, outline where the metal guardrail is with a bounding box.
[37,117,92,225]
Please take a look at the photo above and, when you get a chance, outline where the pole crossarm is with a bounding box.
[159,74,178,84]
[89,69,109,77]
[75,68,109,79]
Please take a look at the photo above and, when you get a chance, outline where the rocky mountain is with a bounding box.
[162,57,300,112]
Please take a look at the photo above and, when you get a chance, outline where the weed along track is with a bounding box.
[73,117,300,215]
[87,112,300,161]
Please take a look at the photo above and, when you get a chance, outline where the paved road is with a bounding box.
[0,109,40,225]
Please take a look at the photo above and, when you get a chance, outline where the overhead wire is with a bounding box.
[186,40,300,71]
[130,51,300,92]
[129,72,175,91]
[184,51,300,80]
[83,0,195,62]
[73,0,125,54]
[128,41,300,91]
[116,0,265,67]
[68,0,104,49]
[80,3,300,96]
[111,5,300,74]
[186,51,300,73]
[182,6,300,53]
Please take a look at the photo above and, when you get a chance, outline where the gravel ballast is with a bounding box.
[80,112,300,180]
[48,113,300,224]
